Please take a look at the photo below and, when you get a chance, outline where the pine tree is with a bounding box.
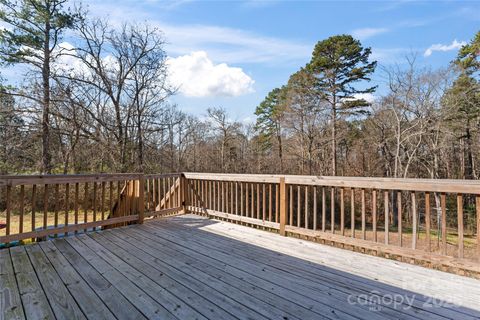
[254,86,287,171]
[306,34,377,175]
[0,0,79,173]
[456,31,480,77]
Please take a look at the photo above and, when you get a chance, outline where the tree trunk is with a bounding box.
[137,115,144,172]
[465,123,475,179]
[41,17,52,173]
[331,106,337,176]
[277,129,283,173]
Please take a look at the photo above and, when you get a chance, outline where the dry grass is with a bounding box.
[0,210,109,240]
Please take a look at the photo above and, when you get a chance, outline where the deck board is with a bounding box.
[1,214,480,320]
[137,221,468,320]
[146,218,477,319]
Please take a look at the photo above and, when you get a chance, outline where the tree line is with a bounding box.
[1,0,480,181]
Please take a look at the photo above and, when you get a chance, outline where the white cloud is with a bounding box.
[167,51,255,97]
[353,93,376,104]
[424,39,466,57]
[352,27,389,40]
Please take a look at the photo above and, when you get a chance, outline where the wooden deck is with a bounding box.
[1,214,480,320]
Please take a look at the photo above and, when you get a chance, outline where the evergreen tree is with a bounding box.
[456,31,480,76]
[0,0,79,173]
[306,34,377,175]
[254,86,287,171]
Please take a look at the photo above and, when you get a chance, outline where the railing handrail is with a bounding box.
[0,173,180,186]
[183,172,480,194]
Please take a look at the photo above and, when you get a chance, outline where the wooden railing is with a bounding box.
[0,173,183,245]
[1,172,480,273]
[184,173,480,271]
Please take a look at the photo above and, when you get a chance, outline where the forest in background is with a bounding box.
[1,0,480,181]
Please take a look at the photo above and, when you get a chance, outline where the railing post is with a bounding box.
[279,177,287,236]
[181,174,188,213]
[138,175,145,224]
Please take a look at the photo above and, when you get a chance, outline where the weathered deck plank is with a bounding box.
[9,246,55,320]
[0,250,25,320]
[148,217,479,320]
[2,214,480,320]
[24,244,86,319]
[52,239,146,320]
[38,241,116,320]
[136,222,443,320]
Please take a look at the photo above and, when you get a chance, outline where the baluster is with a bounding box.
[19,185,24,235]
[240,182,243,216]
[65,183,70,236]
[476,195,480,261]
[217,181,221,212]
[269,184,272,221]
[398,191,402,247]
[297,185,301,228]
[322,187,326,232]
[275,184,279,222]
[424,192,430,251]
[84,183,89,232]
[351,188,355,238]
[31,184,36,242]
[54,184,59,233]
[372,189,377,242]
[231,182,234,214]
[92,182,97,229]
[457,194,464,258]
[262,184,266,221]
[6,185,11,236]
[361,189,365,240]
[251,183,254,217]
[340,188,345,235]
[331,187,335,233]
[101,182,106,221]
[43,184,48,230]
[235,182,238,215]
[305,186,309,229]
[289,185,293,226]
[109,181,113,219]
[411,191,417,249]
[441,193,447,255]
[313,186,317,231]
[384,191,389,245]
[74,183,79,233]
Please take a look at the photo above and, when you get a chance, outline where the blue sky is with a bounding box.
[8,0,480,122]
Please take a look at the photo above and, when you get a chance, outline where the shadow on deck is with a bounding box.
[2,214,480,320]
